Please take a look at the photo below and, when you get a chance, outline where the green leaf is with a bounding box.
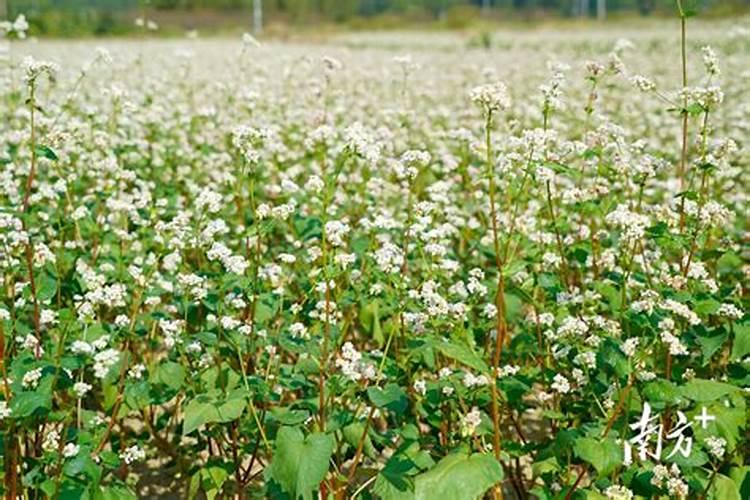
[37,273,58,302]
[293,215,322,241]
[152,361,186,391]
[694,299,721,316]
[255,294,276,323]
[643,379,683,408]
[729,466,750,499]
[123,381,152,411]
[58,485,86,500]
[679,0,700,17]
[376,456,418,496]
[11,390,52,418]
[373,455,415,500]
[414,452,503,500]
[712,473,741,500]
[368,384,408,415]
[532,457,560,476]
[360,301,384,347]
[194,465,230,500]
[574,437,622,476]
[343,422,376,459]
[503,260,526,278]
[63,453,101,482]
[182,399,216,436]
[498,376,531,407]
[94,485,137,500]
[685,103,704,116]
[373,442,434,500]
[598,338,630,378]
[596,282,622,311]
[434,340,489,374]
[35,145,58,161]
[267,426,334,500]
[580,490,606,500]
[269,408,310,426]
[709,401,745,449]
[696,329,729,364]
[182,390,247,435]
[216,393,246,420]
[717,252,742,275]
[680,379,740,402]
[731,322,750,361]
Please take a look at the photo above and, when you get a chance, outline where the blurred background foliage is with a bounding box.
[3,0,750,37]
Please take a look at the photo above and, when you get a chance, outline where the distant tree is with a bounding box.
[321,0,359,21]
[423,0,466,19]
[254,0,262,33]
[637,0,656,14]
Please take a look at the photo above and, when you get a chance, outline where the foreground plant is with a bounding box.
[0,13,746,500]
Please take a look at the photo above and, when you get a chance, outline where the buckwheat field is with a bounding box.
[0,16,748,500]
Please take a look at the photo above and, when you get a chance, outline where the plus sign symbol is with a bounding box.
[693,406,716,429]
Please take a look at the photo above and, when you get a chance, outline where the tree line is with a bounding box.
[9,0,748,20]
[5,0,748,36]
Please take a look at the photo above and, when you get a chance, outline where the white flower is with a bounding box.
[373,242,404,274]
[120,445,145,464]
[23,367,43,389]
[95,47,113,64]
[604,485,633,500]
[128,364,146,380]
[630,75,655,92]
[701,45,720,76]
[14,14,29,34]
[413,379,426,395]
[305,176,325,193]
[73,382,92,398]
[651,464,670,487]
[667,477,689,498]
[605,204,650,243]
[195,190,223,214]
[556,317,589,338]
[63,443,80,458]
[461,407,482,437]
[335,342,376,382]
[324,220,350,247]
[289,322,308,339]
[0,401,12,419]
[496,365,520,378]
[113,315,130,329]
[93,349,120,379]
[620,338,639,357]
[717,303,742,320]
[704,436,726,459]
[23,56,59,84]
[551,374,570,394]
[40,309,57,327]
[463,372,488,388]
[344,122,381,165]
[470,82,511,114]
[662,300,700,326]
[42,431,60,453]
[70,340,94,356]
[322,55,342,72]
